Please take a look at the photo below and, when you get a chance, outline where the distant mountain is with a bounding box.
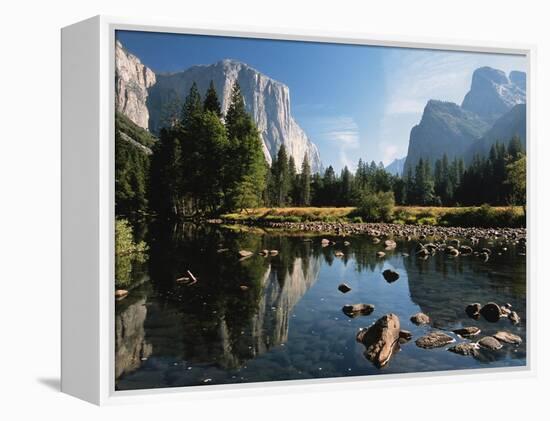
[465,103,526,163]
[403,66,526,173]
[385,157,406,176]
[461,67,526,124]
[403,100,490,173]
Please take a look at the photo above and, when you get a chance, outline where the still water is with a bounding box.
[115,223,526,390]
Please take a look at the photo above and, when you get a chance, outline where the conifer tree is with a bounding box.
[203,80,222,117]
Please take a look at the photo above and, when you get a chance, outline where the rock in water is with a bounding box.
[238,250,254,258]
[342,304,375,318]
[416,332,454,349]
[399,330,413,343]
[356,314,401,367]
[480,302,502,322]
[478,336,503,350]
[410,312,431,325]
[382,269,399,283]
[448,342,479,356]
[338,283,352,293]
[459,245,473,255]
[376,251,386,258]
[508,311,521,325]
[453,327,481,338]
[115,289,129,300]
[493,331,522,344]
[334,251,345,257]
[466,303,481,318]
[384,239,397,249]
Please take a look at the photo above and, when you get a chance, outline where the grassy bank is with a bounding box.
[221,205,525,228]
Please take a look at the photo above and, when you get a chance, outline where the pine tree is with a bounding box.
[272,145,291,206]
[224,82,266,210]
[203,80,222,117]
[181,82,202,128]
[288,155,297,205]
[300,154,311,206]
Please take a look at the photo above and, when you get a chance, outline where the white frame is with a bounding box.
[61,15,536,406]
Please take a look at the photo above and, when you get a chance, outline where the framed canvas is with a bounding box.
[61,16,534,405]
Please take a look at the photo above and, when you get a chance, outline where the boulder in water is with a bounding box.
[342,303,375,318]
[480,302,502,322]
[356,314,401,367]
[416,332,454,349]
[382,269,399,283]
[410,312,431,325]
[453,327,481,338]
[493,331,522,344]
[338,283,352,293]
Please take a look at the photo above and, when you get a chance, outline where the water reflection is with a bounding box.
[115,224,527,390]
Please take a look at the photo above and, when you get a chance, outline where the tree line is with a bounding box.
[115,81,526,223]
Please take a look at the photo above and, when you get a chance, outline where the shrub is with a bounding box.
[439,205,525,228]
[417,216,438,226]
[354,190,395,222]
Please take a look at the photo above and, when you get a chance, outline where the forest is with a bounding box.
[115,81,527,223]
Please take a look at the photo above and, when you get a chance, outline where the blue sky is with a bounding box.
[117,30,527,172]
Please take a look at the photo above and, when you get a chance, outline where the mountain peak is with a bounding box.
[461,66,526,123]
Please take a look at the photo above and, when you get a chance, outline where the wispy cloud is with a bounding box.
[306,115,361,170]
[384,49,527,117]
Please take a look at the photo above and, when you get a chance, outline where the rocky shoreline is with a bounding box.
[214,219,526,243]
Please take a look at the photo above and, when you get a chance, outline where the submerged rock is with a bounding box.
[493,331,522,344]
[356,314,401,367]
[416,332,454,349]
[269,249,279,256]
[334,251,345,257]
[410,312,431,325]
[480,302,502,322]
[382,269,400,283]
[342,303,375,318]
[376,251,386,258]
[258,249,269,256]
[478,336,503,350]
[453,327,481,338]
[338,283,352,293]
[384,239,397,249]
[448,342,479,356]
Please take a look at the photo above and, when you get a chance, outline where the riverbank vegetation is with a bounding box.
[222,205,525,228]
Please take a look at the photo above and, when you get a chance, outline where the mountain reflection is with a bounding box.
[115,292,152,379]
[116,223,322,376]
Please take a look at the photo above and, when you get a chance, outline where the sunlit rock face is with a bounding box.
[115,297,152,379]
[147,59,322,172]
[115,41,156,129]
[462,67,526,124]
